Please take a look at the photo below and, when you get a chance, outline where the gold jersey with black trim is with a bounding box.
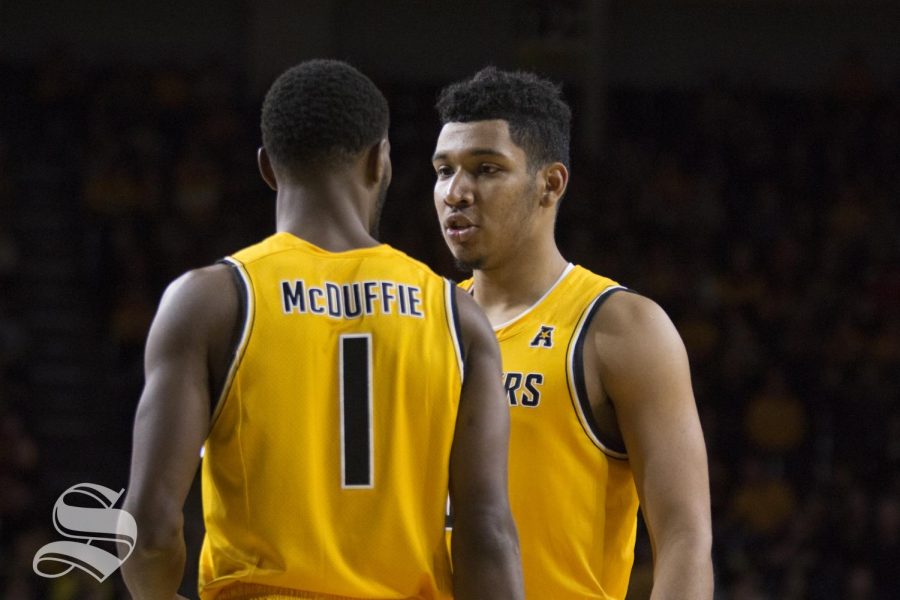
[199,232,464,600]
[459,264,640,600]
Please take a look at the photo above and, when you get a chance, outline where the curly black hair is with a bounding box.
[261,59,389,174]
[435,66,571,170]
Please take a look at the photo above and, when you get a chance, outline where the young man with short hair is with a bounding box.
[122,60,523,600]
[433,67,713,599]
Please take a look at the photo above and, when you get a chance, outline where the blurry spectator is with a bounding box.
[0,226,20,281]
[730,457,798,539]
[872,495,900,596]
[744,367,808,454]
[831,47,876,104]
[173,146,224,226]
[0,408,38,522]
[843,564,876,600]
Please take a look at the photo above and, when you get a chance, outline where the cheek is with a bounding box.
[489,191,530,226]
[432,185,444,213]
[488,196,537,248]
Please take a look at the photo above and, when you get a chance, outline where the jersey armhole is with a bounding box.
[210,257,255,428]
[566,285,632,460]
[444,279,465,382]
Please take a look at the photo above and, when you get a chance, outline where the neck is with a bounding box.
[274,176,379,252]
[471,234,569,325]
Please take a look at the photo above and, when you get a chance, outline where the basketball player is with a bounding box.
[432,67,713,599]
[121,60,523,600]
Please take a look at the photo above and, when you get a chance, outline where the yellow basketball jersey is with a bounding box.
[460,264,639,599]
[200,232,464,600]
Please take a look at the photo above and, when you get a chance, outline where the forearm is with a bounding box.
[650,532,713,600]
[121,523,187,600]
[451,515,524,599]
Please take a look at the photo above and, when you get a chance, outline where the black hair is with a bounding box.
[435,66,571,170]
[261,59,389,174]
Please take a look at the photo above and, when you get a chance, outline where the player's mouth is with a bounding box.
[444,215,477,243]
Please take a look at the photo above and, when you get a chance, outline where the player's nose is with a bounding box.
[444,171,475,207]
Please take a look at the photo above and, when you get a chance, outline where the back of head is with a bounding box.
[435,66,571,170]
[262,59,389,178]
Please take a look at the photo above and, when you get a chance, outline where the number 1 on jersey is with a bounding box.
[340,334,373,488]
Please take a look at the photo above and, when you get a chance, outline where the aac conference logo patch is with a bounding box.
[529,325,555,348]
[32,483,137,582]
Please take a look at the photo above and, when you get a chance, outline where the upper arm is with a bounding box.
[592,293,711,551]
[124,264,238,527]
[448,287,511,518]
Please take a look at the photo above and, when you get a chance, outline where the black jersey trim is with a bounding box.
[210,257,255,427]
[445,279,465,381]
[445,494,454,530]
[566,286,631,459]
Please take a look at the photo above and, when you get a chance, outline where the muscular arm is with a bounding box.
[449,288,524,600]
[591,293,713,599]
[120,265,237,600]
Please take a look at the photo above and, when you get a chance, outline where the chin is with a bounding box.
[453,253,484,272]
[445,237,486,271]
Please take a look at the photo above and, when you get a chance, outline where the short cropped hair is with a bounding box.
[261,59,389,174]
[436,66,571,170]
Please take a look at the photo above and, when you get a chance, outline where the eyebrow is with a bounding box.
[431,147,508,162]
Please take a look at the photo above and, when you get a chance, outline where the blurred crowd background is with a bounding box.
[1,1,898,598]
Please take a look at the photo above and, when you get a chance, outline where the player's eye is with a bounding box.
[435,165,454,179]
[478,164,500,175]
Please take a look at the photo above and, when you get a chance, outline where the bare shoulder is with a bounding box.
[150,263,239,351]
[591,290,674,336]
[161,263,235,310]
[588,290,689,379]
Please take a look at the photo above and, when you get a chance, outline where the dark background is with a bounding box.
[1,1,899,598]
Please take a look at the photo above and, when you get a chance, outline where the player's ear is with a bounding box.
[365,137,391,188]
[257,146,278,191]
[540,162,569,208]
